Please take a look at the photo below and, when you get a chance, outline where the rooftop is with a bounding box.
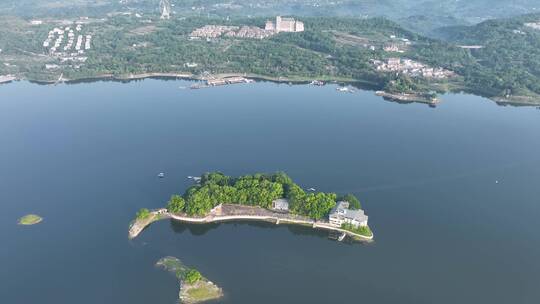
[330,201,368,223]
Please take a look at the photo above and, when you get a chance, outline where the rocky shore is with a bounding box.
[128,205,374,241]
[156,256,224,304]
[376,90,439,105]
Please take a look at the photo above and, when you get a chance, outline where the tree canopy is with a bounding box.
[166,172,362,220]
[338,193,361,210]
[136,208,151,220]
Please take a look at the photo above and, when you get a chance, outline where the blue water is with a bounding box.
[1,80,539,303]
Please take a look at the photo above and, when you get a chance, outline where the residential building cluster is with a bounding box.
[383,44,405,53]
[525,22,540,30]
[265,16,304,33]
[372,58,455,79]
[42,23,92,62]
[190,25,276,39]
[190,16,304,40]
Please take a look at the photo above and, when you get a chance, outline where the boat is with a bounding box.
[307,187,316,191]
[336,87,355,93]
[310,80,325,86]
[158,172,165,178]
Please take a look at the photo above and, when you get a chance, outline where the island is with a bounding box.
[18,214,43,225]
[129,172,373,242]
[156,256,223,304]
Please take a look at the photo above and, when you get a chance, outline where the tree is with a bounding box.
[338,194,361,209]
[286,183,306,214]
[185,186,215,216]
[171,172,347,220]
[184,269,202,284]
[167,194,186,213]
[303,192,337,219]
[136,208,151,220]
[201,172,230,186]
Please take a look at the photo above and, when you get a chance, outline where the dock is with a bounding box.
[376,90,439,105]
[0,75,17,84]
[191,76,252,89]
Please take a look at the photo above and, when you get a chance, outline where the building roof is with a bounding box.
[330,201,368,223]
[272,198,289,209]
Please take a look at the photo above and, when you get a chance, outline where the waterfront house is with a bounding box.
[329,201,368,228]
[272,198,289,211]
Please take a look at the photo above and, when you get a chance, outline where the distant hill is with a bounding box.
[3,0,540,31]
[434,13,540,98]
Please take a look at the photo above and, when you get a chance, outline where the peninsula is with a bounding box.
[129,172,373,242]
[156,256,223,304]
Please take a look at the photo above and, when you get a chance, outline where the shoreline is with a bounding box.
[0,75,17,84]
[376,90,439,105]
[128,206,374,241]
[6,72,540,107]
[25,72,361,86]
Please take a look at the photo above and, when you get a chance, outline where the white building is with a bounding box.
[329,201,368,228]
[272,198,289,212]
[265,16,304,33]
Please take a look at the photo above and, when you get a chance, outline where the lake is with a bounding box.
[1,79,539,304]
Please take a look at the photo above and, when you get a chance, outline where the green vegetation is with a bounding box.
[0,16,426,90]
[185,284,223,302]
[167,172,352,220]
[341,223,373,237]
[431,14,540,100]
[184,269,203,284]
[338,194,361,210]
[2,12,540,104]
[156,256,223,303]
[156,256,202,283]
[135,208,151,220]
[156,256,191,279]
[18,214,43,225]
[167,195,186,213]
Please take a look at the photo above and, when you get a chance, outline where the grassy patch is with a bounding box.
[341,223,373,237]
[186,283,222,301]
[156,256,188,278]
[18,214,43,225]
[157,256,224,303]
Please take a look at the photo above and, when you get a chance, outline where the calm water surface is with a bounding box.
[1,80,539,304]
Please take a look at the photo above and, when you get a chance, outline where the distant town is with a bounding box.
[372,58,455,79]
[190,16,304,40]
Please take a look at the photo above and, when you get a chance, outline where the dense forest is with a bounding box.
[433,14,540,98]
[166,172,361,220]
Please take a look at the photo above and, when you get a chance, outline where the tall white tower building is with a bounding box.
[160,0,171,19]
